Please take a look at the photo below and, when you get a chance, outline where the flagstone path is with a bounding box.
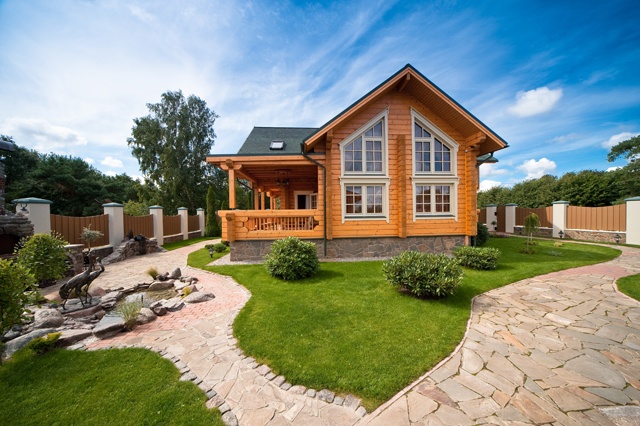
[85,242,640,425]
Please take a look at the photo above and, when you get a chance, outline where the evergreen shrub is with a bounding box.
[382,251,462,298]
[264,237,319,280]
[454,246,501,270]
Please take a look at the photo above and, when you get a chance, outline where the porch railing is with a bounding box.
[219,209,323,241]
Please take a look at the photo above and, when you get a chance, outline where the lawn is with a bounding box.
[162,236,218,251]
[190,237,619,410]
[0,347,223,425]
[617,273,640,301]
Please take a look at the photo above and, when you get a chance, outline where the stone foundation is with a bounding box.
[230,235,466,262]
[163,234,184,244]
[188,231,201,239]
[564,229,626,244]
[513,226,553,238]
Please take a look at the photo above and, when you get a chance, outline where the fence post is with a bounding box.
[552,201,569,238]
[505,203,517,234]
[102,203,124,248]
[485,204,497,230]
[197,208,205,237]
[149,206,164,246]
[626,197,640,245]
[178,207,189,241]
[12,197,52,234]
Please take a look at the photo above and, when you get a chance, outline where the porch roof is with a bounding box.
[237,127,318,155]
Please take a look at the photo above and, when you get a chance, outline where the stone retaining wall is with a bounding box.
[188,231,201,239]
[565,229,626,244]
[163,234,184,244]
[513,226,553,237]
[230,235,466,262]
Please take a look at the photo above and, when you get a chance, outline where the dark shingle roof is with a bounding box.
[237,127,319,155]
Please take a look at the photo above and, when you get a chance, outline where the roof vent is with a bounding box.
[270,140,285,150]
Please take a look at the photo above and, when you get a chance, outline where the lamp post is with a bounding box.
[208,246,214,258]
[558,230,564,239]
[614,234,621,244]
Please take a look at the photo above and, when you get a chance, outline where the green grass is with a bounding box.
[162,236,217,251]
[0,347,223,425]
[617,273,640,301]
[188,245,230,264]
[189,237,619,410]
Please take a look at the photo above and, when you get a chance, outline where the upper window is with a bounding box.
[342,120,385,174]
[414,122,452,173]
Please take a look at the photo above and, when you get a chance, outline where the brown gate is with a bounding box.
[496,205,506,232]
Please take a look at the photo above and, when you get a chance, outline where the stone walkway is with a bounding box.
[85,242,640,425]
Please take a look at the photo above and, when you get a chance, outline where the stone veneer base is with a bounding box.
[230,235,466,262]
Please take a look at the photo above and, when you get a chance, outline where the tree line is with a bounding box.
[478,135,640,208]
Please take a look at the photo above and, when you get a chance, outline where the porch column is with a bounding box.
[228,169,236,209]
[253,187,260,210]
[149,206,164,246]
[178,207,189,241]
[504,203,517,234]
[552,200,569,238]
[626,197,640,245]
[103,203,124,247]
[260,191,265,210]
[197,208,205,237]
[485,204,497,230]
[12,197,52,234]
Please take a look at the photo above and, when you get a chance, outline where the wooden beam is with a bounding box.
[326,129,333,143]
[260,191,265,210]
[398,134,407,238]
[397,73,411,92]
[465,132,487,146]
[228,168,236,209]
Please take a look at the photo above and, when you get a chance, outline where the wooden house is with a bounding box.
[207,64,508,261]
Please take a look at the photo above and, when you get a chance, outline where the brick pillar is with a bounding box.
[149,206,164,246]
[197,208,205,237]
[102,203,124,247]
[552,201,569,238]
[178,207,188,241]
[13,197,52,234]
[626,197,640,245]
[505,203,517,234]
[485,204,497,230]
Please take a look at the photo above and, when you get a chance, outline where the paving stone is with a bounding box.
[355,406,366,417]
[546,387,591,411]
[458,397,501,420]
[599,406,640,425]
[242,407,276,425]
[510,394,555,424]
[282,402,304,422]
[460,348,484,374]
[476,370,517,396]
[255,364,271,376]
[407,391,438,422]
[265,372,276,381]
[305,389,316,398]
[453,372,495,397]
[289,385,306,395]
[437,378,480,402]
[272,375,285,386]
[523,377,544,394]
[280,382,291,391]
[491,390,510,408]
[508,353,554,380]
[433,404,473,426]
[317,389,335,403]
[367,396,409,426]
[564,356,627,389]
[486,353,524,386]
[585,387,632,404]
[221,411,238,426]
[343,394,361,410]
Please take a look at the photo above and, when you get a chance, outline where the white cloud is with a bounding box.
[105,171,117,177]
[606,166,622,172]
[480,179,503,191]
[479,163,510,178]
[84,157,94,164]
[507,87,563,117]
[601,132,639,149]
[2,118,87,152]
[101,156,124,168]
[518,158,557,180]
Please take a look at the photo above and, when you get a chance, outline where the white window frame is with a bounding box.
[411,109,459,221]
[411,109,458,177]
[294,191,314,209]
[340,109,389,177]
[340,177,391,222]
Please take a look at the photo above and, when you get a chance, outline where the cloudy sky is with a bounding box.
[1,0,638,191]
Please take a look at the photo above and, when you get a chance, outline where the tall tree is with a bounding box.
[607,134,640,199]
[128,91,219,214]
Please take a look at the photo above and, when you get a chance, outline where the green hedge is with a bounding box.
[454,246,501,270]
[264,237,319,280]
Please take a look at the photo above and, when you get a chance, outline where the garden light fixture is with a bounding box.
[615,234,621,244]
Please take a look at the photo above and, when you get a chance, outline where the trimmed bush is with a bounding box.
[15,233,68,287]
[264,237,319,280]
[476,222,490,246]
[454,246,501,270]
[213,243,227,253]
[382,251,462,298]
[0,259,36,339]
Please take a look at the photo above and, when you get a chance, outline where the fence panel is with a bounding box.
[188,215,199,232]
[124,214,154,238]
[50,214,110,247]
[496,205,506,232]
[478,208,487,224]
[567,205,626,232]
[516,207,553,228]
[163,215,181,236]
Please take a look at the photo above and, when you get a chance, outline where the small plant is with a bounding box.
[476,222,490,246]
[553,241,564,248]
[213,243,226,253]
[221,240,230,247]
[522,213,540,254]
[454,246,501,270]
[519,245,537,254]
[117,298,143,330]
[546,250,563,257]
[23,332,61,355]
[146,266,159,280]
[80,224,104,251]
[491,220,497,231]
[383,251,463,298]
[15,233,68,287]
[264,237,319,280]
[182,287,193,298]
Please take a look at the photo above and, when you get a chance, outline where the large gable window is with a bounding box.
[411,109,458,220]
[340,109,390,222]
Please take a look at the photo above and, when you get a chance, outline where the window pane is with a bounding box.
[354,162,362,172]
[365,128,373,137]
[354,151,362,161]
[373,122,382,136]
[353,137,362,151]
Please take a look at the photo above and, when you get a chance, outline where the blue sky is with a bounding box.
[1,0,638,191]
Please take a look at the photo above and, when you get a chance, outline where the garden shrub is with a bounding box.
[23,332,61,355]
[454,246,501,270]
[146,266,159,280]
[15,233,68,287]
[382,251,463,298]
[0,259,36,338]
[221,240,230,247]
[213,243,227,253]
[476,222,490,246]
[117,298,143,330]
[264,237,319,280]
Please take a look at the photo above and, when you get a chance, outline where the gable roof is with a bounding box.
[237,127,318,155]
[303,64,508,156]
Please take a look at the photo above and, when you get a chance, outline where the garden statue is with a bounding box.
[59,257,105,308]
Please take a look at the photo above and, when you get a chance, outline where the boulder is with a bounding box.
[136,308,157,325]
[58,329,93,347]
[183,292,215,304]
[63,304,103,318]
[161,298,184,312]
[148,280,175,291]
[88,286,107,297]
[2,328,56,358]
[180,284,198,295]
[33,308,65,329]
[151,306,167,316]
[168,268,182,279]
[93,315,125,339]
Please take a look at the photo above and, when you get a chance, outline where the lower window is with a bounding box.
[415,184,452,215]
[345,185,384,216]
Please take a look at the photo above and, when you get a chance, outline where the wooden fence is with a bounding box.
[188,215,199,232]
[478,208,487,225]
[567,205,626,232]
[123,214,154,238]
[51,214,110,247]
[163,215,181,236]
[516,207,553,228]
[496,205,506,232]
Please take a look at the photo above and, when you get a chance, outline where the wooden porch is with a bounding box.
[220,209,323,242]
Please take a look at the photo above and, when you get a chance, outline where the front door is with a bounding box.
[297,194,307,209]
